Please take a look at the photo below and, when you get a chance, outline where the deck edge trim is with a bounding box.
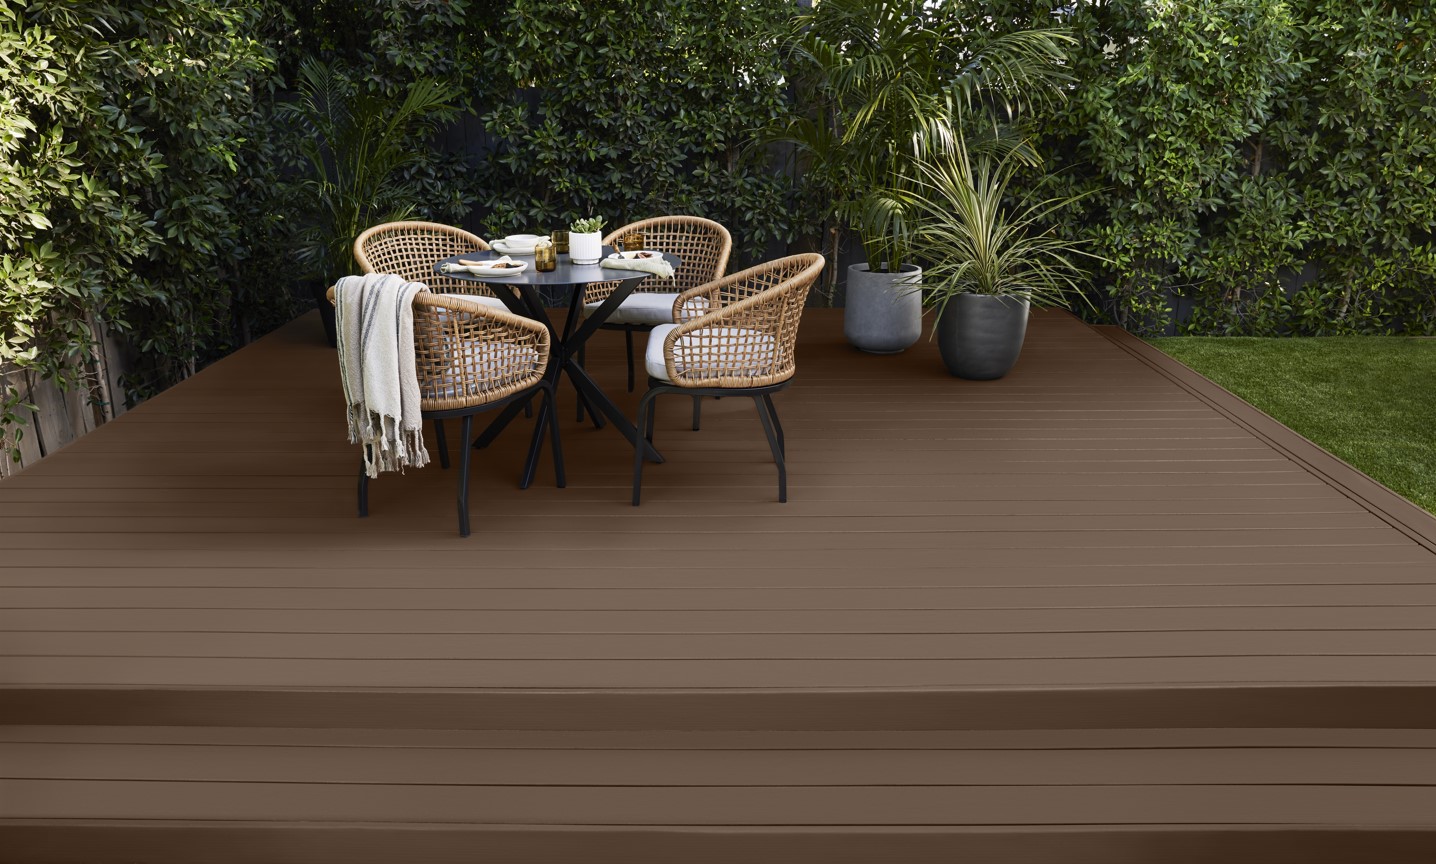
[1091,324,1436,556]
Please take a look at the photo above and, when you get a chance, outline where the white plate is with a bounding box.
[447,257,528,277]
[502,234,543,244]
[470,260,528,276]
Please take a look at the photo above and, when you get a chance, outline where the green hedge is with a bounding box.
[1,1,284,406]
[472,0,796,259]
[4,0,1434,445]
[983,0,1436,335]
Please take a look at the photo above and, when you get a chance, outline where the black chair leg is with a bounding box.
[646,391,658,445]
[691,396,702,431]
[457,414,474,537]
[546,386,567,488]
[625,328,636,392]
[433,419,450,469]
[762,393,784,456]
[753,395,787,503]
[632,389,658,506]
[357,451,369,517]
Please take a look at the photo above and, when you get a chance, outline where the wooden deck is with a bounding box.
[3,308,1435,861]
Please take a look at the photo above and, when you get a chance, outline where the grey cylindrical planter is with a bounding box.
[844,263,922,354]
[937,293,1030,380]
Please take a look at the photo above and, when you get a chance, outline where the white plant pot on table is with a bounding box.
[569,231,603,265]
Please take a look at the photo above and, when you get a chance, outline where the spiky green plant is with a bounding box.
[914,134,1099,317]
[281,59,460,284]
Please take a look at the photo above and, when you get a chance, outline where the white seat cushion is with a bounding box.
[471,294,510,308]
[583,292,681,326]
[644,323,778,384]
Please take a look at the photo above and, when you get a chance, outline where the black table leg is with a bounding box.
[451,261,674,469]
[564,359,663,463]
[519,388,550,489]
[472,397,528,450]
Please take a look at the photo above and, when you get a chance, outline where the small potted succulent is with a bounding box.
[568,216,606,265]
[913,137,1095,380]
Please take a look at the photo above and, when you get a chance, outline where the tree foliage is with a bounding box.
[777,0,1073,286]
[473,0,797,262]
[985,0,1436,335]
[4,0,1434,461]
[1,0,280,412]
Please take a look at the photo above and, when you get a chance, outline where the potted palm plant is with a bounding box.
[913,136,1096,380]
[778,0,1072,354]
[281,60,460,345]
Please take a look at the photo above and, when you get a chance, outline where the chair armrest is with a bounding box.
[671,271,762,323]
[414,293,552,366]
[329,284,552,368]
[661,254,823,387]
[662,285,790,386]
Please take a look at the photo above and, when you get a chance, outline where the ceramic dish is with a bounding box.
[444,256,528,276]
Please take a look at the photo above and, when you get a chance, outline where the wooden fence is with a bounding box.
[1,320,130,479]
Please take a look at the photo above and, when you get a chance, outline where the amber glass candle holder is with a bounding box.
[534,238,557,271]
[623,231,645,250]
[550,229,569,255]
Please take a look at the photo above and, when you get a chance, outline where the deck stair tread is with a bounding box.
[4,726,1436,862]
[5,725,1436,824]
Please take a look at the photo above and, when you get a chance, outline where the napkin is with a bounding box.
[599,252,674,280]
[439,256,528,276]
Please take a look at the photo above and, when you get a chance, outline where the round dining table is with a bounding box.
[434,247,678,484]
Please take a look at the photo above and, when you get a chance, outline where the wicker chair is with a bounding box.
[354,221,513,307]
[631,253,825,506]
[327,286,563,537]
[579,216,733,394]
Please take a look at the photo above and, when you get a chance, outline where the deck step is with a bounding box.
[3,726,1436,863]
[7,683,1436,731]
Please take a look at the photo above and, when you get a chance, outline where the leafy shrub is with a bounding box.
[472,0,797,262]
[1,0,279,410]
[281,59,463,283]
[278,0,485,229]
[980,0,1436,335]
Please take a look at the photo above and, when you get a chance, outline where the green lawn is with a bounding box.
[1148,337,1436,515]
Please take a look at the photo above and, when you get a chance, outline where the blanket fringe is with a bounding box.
[348,404,430,478]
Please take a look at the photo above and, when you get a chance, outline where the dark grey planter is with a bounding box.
[844,263,922,354]
[937,293,1029,380]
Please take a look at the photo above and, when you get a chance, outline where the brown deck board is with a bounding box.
[4,727,1436,814]
[2,309,1435,728]
[5,605,1436,633]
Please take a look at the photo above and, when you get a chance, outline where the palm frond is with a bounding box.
[284,60,459,281]
[775,0,1074,272]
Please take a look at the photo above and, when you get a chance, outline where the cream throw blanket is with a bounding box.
[334,273,431,478]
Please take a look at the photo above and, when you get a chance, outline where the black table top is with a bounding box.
[434,247,681,290]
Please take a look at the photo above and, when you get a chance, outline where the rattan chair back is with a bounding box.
[662,253,825,389]
[603,215,733,295]
[325,285,550,413]
[353,221,500,299]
